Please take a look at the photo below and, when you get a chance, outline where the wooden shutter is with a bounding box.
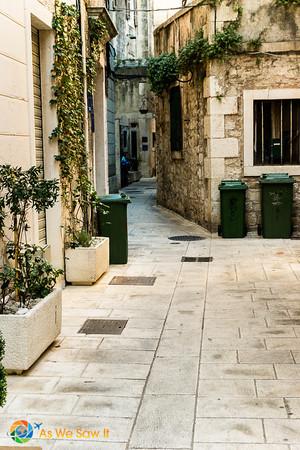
[32,26,47,245]
[170,86,183,152]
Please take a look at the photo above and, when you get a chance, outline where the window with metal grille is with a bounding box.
[254,99,300,165]
[170,86,183,152]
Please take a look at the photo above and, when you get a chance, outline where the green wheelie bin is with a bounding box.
[259,173,295,238]
[98,193,131,264]
[218,180,248,238]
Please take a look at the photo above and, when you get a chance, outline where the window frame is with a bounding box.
[244,89,300,176]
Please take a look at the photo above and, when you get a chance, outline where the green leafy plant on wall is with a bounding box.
[86,17,107,94]
[177,31,210,75]
[147,0,272,95]
[147,53,179,95]
[51,2,106,247]
[0,333,6,407]
[148,21,244,94]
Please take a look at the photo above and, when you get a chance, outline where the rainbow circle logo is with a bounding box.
[10,420,34,444]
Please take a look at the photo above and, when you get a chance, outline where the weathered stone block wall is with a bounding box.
[156,77,209,228]
[208,53,300,232]
[155,6,210,229]
[155,0,300,234]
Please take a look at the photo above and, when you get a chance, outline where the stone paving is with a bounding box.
[2,179,300,449]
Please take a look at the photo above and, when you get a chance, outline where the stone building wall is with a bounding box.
[207,54,300,232]
[156,77,209,228]
[155,1,300,234]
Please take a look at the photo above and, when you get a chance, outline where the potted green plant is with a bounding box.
[64,189,110,285]
[0,165,63,373]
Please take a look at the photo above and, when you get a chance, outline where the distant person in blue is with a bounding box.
[121,152,130,187]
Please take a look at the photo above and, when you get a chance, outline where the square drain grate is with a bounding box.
[109,276,156,286]
[181,256,213,262]
[78,319,128,335]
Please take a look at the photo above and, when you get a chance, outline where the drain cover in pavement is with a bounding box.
[78,319,128,335]
[168,235,206,242]
[181,256,213,262]
[109,276,156,286]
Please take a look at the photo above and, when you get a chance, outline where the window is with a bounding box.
[254,99,300,165]
[244,89,300,176]
[170,86,183,152]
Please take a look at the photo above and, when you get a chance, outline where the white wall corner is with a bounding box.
[204,115,225,139]
[208,138,239,158]
[203,76,223,99]
[207,96,238,116]
[211,158,225,180]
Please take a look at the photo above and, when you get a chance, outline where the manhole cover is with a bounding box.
[168,235,206,241]
[181,256,213,262]
[78,319,128,335]
[109,276,156,286]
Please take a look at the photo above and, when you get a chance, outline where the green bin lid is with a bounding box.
[100,193,131,204]
[219,179,248,191]
[260,173,295,184]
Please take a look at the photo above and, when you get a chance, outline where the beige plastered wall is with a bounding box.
[0,0,64,270]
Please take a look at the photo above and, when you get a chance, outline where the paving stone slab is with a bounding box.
[194,418,264,443]
[265,419,300,443]
[238,350,294,364]
[198,379,256,397]
[196,397,286,418]
[202,338,265,350]
[82,363,150,380]
[274,364,300,379]
[54,377,144,397]
[194,445,289,450]
[6,394,78,415]
[146,357,198,395]
[7,376,59,394]
[129,395,195,448]
[200,363,276,380]
[257,380,300,397]
[201,350,238,363]
[72,395,140,418]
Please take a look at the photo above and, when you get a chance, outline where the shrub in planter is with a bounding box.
[0,165,63,372]
[64,192,110,285]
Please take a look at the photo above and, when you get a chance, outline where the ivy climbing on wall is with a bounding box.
[148,19,244,95]
[86,17,107,94]
[51,2,106,246]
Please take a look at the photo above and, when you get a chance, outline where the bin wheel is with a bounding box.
[218,225,222,237]
[257,224,262,236]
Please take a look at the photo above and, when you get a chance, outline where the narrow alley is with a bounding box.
[1,180,300,449]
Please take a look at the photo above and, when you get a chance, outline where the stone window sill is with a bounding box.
[244,165,300,177]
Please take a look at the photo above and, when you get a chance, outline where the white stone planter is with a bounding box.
[65,237,109,285]
[0,289,62,373]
